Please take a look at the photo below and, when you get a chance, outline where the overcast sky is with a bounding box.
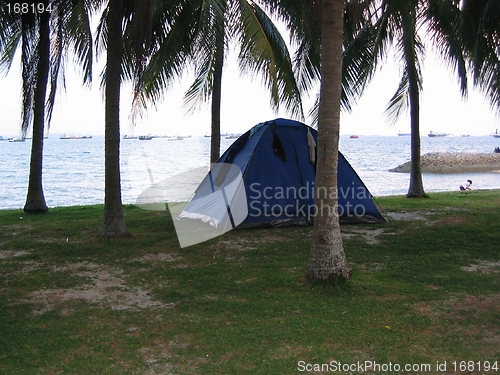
[1,45,498,138]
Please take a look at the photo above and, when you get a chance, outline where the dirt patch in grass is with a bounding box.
[432,216,470,226]
[1,223,33,232]
[386,210,435,223]
[138,334,201,375]
[27,262,171,314]
[342,228,387,245]
[386,210,475,228]
[459,294,500,312]
[215,232,293,251]
[217,238,258,252]
[351,262,385,272]
[137,253,180,262]
[461,260,500,274]
[0,250,30,259]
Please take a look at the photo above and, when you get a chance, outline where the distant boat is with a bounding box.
[350,135,359,139]
[0,136,5,141]
[492,129,500,138]
[428,131,446,137]
[167,136,183,141]
[123,135,137,139]
[205,133,235,138]
[461,134,470,137]
[9,137,25,142]
[138,135,153,140]
[398,132,411,136]
[60,133,92,139]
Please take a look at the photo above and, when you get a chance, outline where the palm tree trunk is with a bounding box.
[210,25,224,163]
[305,0,352,282]
[100,0,129,236]
[404,24,427,198]
[24,8,50,213]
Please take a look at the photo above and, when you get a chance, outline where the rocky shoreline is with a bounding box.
[390,152,500,174]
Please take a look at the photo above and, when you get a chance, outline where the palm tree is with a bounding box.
[378,0,427,198]
[289,0,471,201]
[183,0,227,163]
[0,0,94,213]
[98,0,130,236]
[261,0,383,281]
[303,0,352,281]
[24,3,51,212]
[255,0,380,281]
[97,0,195,236]
[131,0,304,163]
[95,0,208,235]
[1,3,51,213]
[95,0,306,234]
[369,0,471,198]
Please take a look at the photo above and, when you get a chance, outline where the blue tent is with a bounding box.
[179,118,385,228]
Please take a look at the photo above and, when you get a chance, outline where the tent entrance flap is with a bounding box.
[178,163,248,229]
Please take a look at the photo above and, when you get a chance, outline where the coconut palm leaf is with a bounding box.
[129,0,203,118]
[341,21,378,112]
[460,0,500,110]
[425,0,467,96]
[235,0,303,119]
[384,70,409,124]
[183,0,227,112]
[20,14,39,135]
[263,0,385,121]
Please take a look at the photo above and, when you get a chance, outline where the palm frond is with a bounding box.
[46,2,66,125]
[425,0,467,96]
[94,5,108,61]
[123,0,153,81]
[20,14,39,136]
[0,15,22,75]
[293,39,320,95]
[182,0,227,113]
[307,90,320,128]
[66,0,95,85]
[183,45,220,113]
[384,69,410,125]
[461,0,500,111]
[130,0,202,120]
[341,22,377,112]
[235,0,304,120]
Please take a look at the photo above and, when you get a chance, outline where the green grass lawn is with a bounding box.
[0,190,499,374]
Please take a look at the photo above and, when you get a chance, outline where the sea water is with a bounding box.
[0,134,499,210]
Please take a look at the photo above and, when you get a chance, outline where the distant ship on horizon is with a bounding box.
[398,131,411,136]
[60,134,92,140]
[428,131,447,138]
